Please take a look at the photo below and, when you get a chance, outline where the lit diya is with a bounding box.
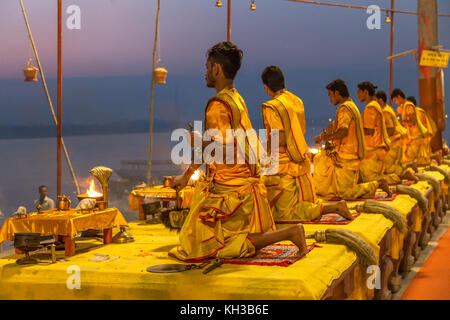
[77,179,104,202]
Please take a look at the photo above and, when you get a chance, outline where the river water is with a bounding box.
[0,132,180,222]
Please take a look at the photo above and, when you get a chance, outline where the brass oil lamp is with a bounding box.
[23,58,38,82]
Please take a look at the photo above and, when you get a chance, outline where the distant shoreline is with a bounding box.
[0,121,180,140]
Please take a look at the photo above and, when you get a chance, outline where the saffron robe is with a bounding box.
[261,90,322,222]
[314,99,378,200]
[359,100,391,182]
[398,101,428,163]
[382,104,408,184]
[169,88,275,262]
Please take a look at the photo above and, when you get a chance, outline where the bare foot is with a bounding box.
[401,170,418,183]
[407,161,419,173]
[378,178,393,198]
[431,153,442,165]
[288,224,308,257]
[335,200,354,220]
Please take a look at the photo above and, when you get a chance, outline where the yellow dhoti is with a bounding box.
[359,149,386,182]
[169,177,275,262]
[384,138,404,176]
[313,152,378,200]
[263,173,322,222]
[417,137,432,165]
[402,139,421,164]
[261,91,321,222]
[360,148,401,185]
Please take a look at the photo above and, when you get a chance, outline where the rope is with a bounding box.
[19,0,80,195]
[147,0,161,185]
[156,12,161,64]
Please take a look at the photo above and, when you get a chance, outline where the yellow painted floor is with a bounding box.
[0,221,357,300]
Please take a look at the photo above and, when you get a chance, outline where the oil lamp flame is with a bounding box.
[191,169,201,181]
[86,180,102,197]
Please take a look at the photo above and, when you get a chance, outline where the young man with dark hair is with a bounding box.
[170,42,308,261]
[391,88,428,164]
[314,79,392,199]
[260,66,353,222]
[357,81,393,183]
[375,91,417,182]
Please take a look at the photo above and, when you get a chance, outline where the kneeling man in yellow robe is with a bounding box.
[259,66,353,222]
[357,81,392,183]
[375,91,417,183]
[406,96,440,166]
[314,79,392,200]
[170,42,307,262]
[391,89,428,166]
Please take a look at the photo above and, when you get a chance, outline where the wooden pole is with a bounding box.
[389,0,394,106]
[19,0,80,195]
[227,0,231,41]
[147,0,161,186]
[417,0,441,151]
[57,0,62,196]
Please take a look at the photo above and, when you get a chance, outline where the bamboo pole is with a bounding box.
[227,0,231,42]
[147,0,161,186]
[19,0,80,195]
[389,0,394,105]
[57,0,62,196]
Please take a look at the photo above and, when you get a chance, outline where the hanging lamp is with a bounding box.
[153,6,167,85]
[385,11,391,23]
[250,0,256,11]
[216,0,223,8]
[23,58,38,82]
[154,67,168,84]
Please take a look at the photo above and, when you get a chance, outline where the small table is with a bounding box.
[129,186,195,220]
[0,207,128,256]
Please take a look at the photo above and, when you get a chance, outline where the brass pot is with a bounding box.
[97,201,107,211]
[57,195,71,210]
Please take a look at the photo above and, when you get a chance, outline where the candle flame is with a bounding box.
[86,180,102,197]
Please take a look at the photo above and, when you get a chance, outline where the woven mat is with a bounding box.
[222,243,316,267]
[328,192,398,202]
[276,212,361,226]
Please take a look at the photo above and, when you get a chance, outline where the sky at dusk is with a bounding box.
[1,0,450,213]
[0,0,450,130]
[1,0,449,77]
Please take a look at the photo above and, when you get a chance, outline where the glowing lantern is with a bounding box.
[153,67,168,84]
[23,58,38,82]
[250,1,256,11]
[216,0,223,8]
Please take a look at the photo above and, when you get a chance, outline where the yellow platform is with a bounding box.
[0,167,444,300]
[0,221,357,300]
